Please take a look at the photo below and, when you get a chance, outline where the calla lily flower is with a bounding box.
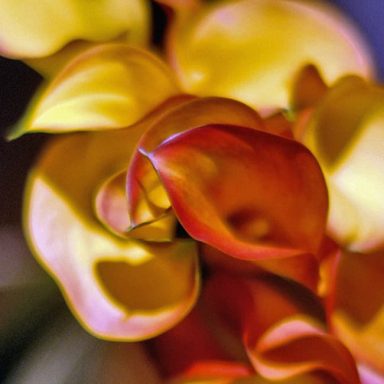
[162,0,375,110]
[9,43,180,139]
[3,0,384,381]
[24,127,200,341]
[141,121,328,289]
[150,272,360,383]
[0,0,150,76]
[303,75,384,252]
[127,96,264,228]
[205,273,361,383]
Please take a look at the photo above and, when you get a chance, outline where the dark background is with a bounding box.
[0,0,383,382]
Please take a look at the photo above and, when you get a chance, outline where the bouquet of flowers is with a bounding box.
[1,0,383,382]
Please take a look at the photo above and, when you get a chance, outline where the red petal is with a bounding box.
[128,97,263,228]
[146,124,328,288]
[206,273,360,384]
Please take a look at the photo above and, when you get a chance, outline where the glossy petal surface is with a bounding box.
[0,0,150,58]
[10,44,179,138]
[24,131,199,340]
[128,97,263,227]
[146,124,328,287]
[303,76,384,251]
[166,0,374,109]
[206,274,360,384]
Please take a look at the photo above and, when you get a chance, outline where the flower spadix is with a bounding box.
[303,76,384,252]
[24,129,199,340]
[0,0,150,59]
[164,0,375,110]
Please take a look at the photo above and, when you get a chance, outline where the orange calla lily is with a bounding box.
[127,97,264,228]
[24,129,200,340]
[143,123,328,288]
[206,273,361,384]
[163,0,375,110]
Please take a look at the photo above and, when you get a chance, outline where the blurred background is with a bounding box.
[0,1,383,382]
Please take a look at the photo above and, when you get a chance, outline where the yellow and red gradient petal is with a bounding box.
[303,76,384,252]
[9,44,179,138]
[144,124,328,288]
[165,0,375,110]
[95,169,176,241]
[206,274,360,384]
[128,97,263,227]
[24,131,199,340]
[170,373,342,384]
[0,0,150,59]
[150,305,252,380]
[330,250,384,377]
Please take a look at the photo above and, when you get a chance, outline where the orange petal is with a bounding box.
[24,132,199,340]
[252,316,359,383]
[145,124,328,288]
[291,65,328,111]
[330,250,384,376]
[0,0,150,59]
[206,273,360,384]
[9,44,179,138]
[128,97,263,227]
[262,111,294,139]
[165,0,375,109]
[303,76,384,252]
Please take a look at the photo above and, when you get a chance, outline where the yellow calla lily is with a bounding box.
[24,129,200,340]
[0,0,150,59]
[165,0,375,110]
[9,44,180,138]
[303,75,384,252]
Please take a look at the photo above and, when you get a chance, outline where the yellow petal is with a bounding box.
[166,0,375,109]
[23,131,199,340]
[303,76,384,251]
[0,0,150,59]
[9,44,179,138]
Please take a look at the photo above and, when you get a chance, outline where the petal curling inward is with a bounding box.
[0,0,150,58]
[331,250,384,376]
[128,97,263,228]
[9,44,179,138]
[206,274,360,384]
[95,169,176,241]
[166,0,375,109]
[145,124,328,288]
[24,132,199,340]
[303,76,384,252]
